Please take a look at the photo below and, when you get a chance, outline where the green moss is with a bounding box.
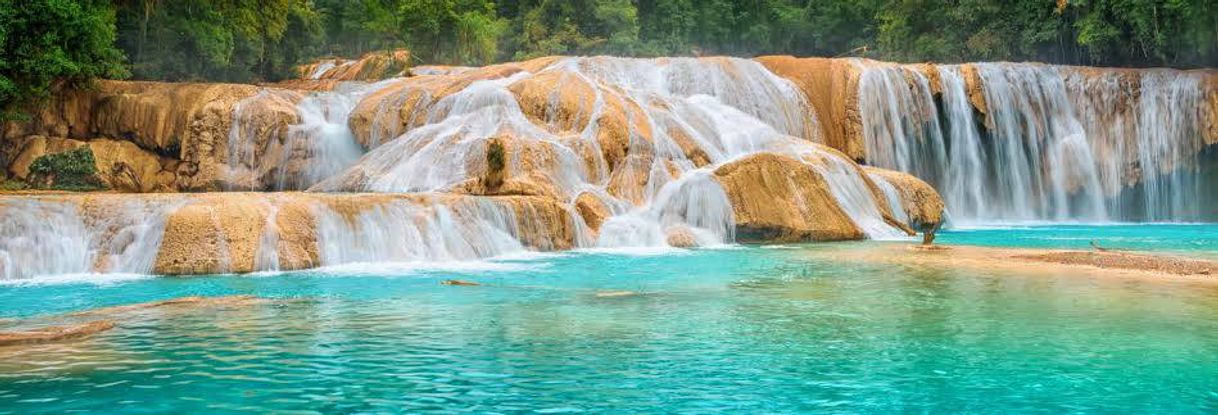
[28,147,103,191]
[487,139,506,173]
[0,179,28,191]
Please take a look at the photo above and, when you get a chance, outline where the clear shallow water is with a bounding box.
[939,223,1218,258]
[1,228,1218,413]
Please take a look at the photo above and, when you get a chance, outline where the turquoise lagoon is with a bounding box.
[1,225,1217,413]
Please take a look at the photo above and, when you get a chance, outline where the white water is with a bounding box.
[0,198,179,280]
[857,62,1212,223]
[311,198,534,265]
[226,82,386,191]
[316,56,902,245]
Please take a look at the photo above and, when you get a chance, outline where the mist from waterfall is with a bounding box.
[857,62,1212,223]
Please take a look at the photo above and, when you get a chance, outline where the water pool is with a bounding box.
[1,227,1217,413]
[938,223,1218,258]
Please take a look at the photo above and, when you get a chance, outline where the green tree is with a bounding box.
[115,0,323,82]
[0,0,127,119]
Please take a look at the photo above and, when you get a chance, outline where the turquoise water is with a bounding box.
[1,226,1217,413]
[939,223,1218,258]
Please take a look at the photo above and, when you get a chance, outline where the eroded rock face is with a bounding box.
[755,56,866,161]
[713,153,864,242]
[0,81,303,191]
[8,136,177,192]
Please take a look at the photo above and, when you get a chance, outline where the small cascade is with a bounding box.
[810,151,907,239]
[0,197,179,280]
[311,198,531,265]
[868,172,909,225]
[596,170,735,247]
[308,61,338,79]
[254,203,281,272]
[275,82,371,190]
[227,82,384,191]
[856,63,946,180]
[857,62,1213,223]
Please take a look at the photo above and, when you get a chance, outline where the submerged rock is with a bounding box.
[0,320,115,347]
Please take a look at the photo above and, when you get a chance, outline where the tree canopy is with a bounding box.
[2,0,1217,115]
[0,0,127,119]
[134,0,1218,79]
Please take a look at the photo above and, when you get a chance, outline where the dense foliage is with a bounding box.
[28,147,103,190]
[0,0,127,119]
[1,0,1216,112]
[304,0,1218,69]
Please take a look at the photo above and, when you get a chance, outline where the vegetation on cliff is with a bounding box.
[1,0,1216,116]
[0,0,127,119]
[27,146,103,190]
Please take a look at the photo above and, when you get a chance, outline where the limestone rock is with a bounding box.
[755,56,867,160]
[862,167,945,232]
[295,49,411,82]
[574,192,611,233]
[665,226,699,248]
[713,152,863,242]
[8,136,177,192]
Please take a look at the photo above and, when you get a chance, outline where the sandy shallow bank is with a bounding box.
[815,243,1218,284]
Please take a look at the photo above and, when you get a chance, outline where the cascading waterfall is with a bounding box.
[227,81,388,191]
[275,82,377,190]
[857,61,1213,223]
[0,198,180,280]
[317,56,902,246]
[311,198,532,265]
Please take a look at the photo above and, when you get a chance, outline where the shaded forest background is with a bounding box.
[3,0,1218,116]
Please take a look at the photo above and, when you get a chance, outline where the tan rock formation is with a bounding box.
[862,166,945,232]
[0,80,303,191]
[713,152,864,242]
[574,192,611,234]
[295,49,412,82]
[1204,69,1218,147]
[154,193,281,274]
[958,63,989,118]
[1,192,578,276]
[755,56,866,160]
[8,136,177,192]
[347,57,564,149]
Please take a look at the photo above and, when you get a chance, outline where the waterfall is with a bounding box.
[311,198,532,265]
[857,62,1213,223]
[868,172,909,224]
[318,56,902,244]
[0,197,179,280]
[226,82,384,191]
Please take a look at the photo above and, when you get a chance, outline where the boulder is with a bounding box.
[713,153,863,242]
[862,166,945,232]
